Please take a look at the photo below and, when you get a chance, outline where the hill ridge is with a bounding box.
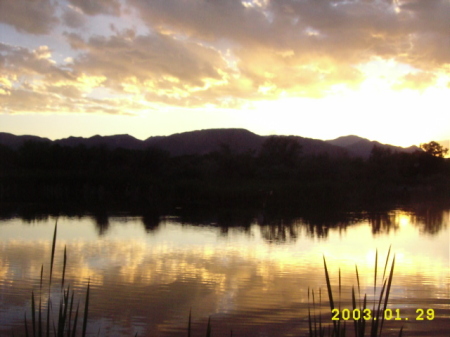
[0,129,421,158]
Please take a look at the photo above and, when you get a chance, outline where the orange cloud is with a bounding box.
[393,71,437,91]
[0,0,449,114]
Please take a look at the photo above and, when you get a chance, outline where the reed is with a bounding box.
[205,316,212,337]
[309,246,403,337]
[188,309,191,337]
[186,310,230,337]
[19,221,91,337]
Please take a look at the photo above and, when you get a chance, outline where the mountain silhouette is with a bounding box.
[326,135,420,159]
[56,134,146,150]
[326,135,364,148]
[0,132,51,150]
[143,129,263,156]
[0,129,422,158]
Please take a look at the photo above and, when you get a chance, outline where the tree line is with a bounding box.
[0,137,448,209]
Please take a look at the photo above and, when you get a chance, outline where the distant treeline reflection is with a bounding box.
[0,204,447,240]
[0,137,449,209]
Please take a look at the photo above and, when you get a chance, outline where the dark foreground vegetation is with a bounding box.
[0,137,449,211]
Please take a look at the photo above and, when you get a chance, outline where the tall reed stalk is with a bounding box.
[20,221,91,337]
[309,246,403,337]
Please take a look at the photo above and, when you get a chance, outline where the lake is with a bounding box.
[0,204,448,336]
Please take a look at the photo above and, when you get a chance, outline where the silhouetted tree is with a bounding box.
[369,145,392,162]
[259,136,302,168]
[420,141,448,158]
[211,143,256,179]
[0,144,17,170]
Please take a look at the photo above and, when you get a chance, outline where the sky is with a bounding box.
[0,0,449,147]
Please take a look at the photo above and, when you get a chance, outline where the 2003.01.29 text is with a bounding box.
[331,308,435,321]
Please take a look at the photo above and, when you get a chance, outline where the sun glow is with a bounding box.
[242,60,449,147]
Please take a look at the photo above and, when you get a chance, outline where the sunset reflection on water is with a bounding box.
[0,208,448,336]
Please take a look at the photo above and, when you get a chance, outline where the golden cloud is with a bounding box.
[393,71,437,91]
[0,0,449,114]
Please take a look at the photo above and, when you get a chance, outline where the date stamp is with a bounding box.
[331,308,435,321]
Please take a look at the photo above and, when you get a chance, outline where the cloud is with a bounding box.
[0,0,58,34]
[0,85,141,115]
[0,43,75,83]
[100,2,400,102]
[67,31,224,83]
[1,0,450,114]
[65,30,232,98]
[0,88,58,113]
[67,0,121,16]
[62,5,87,28]
[393,71,437,91]
[0,42,138,114]
[128,0,450,71]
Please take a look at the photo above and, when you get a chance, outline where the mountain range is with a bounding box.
[0,129,422,159]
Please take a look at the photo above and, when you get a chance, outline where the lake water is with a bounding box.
[0,205,449,336]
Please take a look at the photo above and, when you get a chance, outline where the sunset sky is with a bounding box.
[1,0,449,147]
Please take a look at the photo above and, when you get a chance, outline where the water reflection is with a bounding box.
[140,211,160,233]
[0,204,448,336]
[1,203,448,239]
[409,204,450,235]
[366,211,401,234]
[92,211,110,235]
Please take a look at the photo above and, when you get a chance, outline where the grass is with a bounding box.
[308,246,403,337]
[19,221,90,337]
[18,222,402,337]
